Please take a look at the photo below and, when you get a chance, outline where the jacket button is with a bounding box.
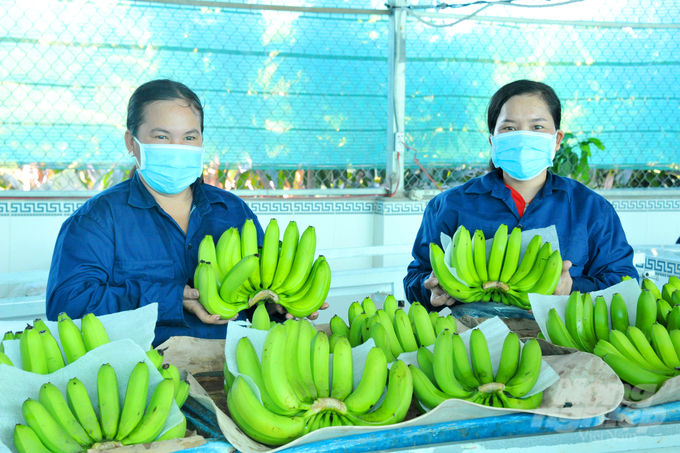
[517,224,523,230]
[188,243,193,249]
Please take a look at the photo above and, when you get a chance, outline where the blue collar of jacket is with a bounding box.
[127,173,229,214]
[464,169,573,203]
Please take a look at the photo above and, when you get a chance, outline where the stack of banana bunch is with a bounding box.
[1,313,110,373]
[13,362,188,453]
[411,329,544,410]
[195,218,331,319]
[430,224,563,308]
[545,289,680,398]
[226,320,413,446]
[329,295,457,361]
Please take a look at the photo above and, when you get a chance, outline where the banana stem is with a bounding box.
[478,382,506,394]
[481,281,510,292]
[248,290,279,307]
[301,398,348,418]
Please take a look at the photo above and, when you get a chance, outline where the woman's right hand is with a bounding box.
[424,272,456,307]
[183,285,235,325]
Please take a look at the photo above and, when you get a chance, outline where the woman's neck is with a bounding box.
[502,170,547,205]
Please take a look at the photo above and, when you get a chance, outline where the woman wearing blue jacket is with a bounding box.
[404,80,638,312]
[46,79,324,345]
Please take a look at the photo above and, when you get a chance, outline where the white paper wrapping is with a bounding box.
[0,339,183,453]
[0,303,158,368]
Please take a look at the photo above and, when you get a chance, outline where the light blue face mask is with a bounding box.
[491,131,558,181]
[134,137,204,195]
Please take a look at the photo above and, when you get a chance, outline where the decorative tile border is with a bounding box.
[609,199,680,212]
[639,257,680,277]
[0,201,84,216]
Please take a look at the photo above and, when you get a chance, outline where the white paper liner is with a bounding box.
[225,321,376,403]
[393,317,559,400]
[0,339,183,453]
[530,279,642,345]
[0,303,158,368]
[440,225,560,290]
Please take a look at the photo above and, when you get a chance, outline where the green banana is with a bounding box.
[434,317,450,337]
[499,227,522,283]
[22,398,83,453]
[198,235,224,285]
[451,226,480,286]
[411,302,436,347]
[20,325,48,374]
[121,378,175,445]
[66,378,102,441]
[39,330,65,373]
[528,250,563,295]
[504,339,542,398]
[410,364,451,410]
[215,227,237,275]
[175,380,190,409]
[601,353,669,394]
[197,262,246,319]
[13,424,52,453]
[498,391,543,410]
[279,259,331,318]
[669,330,680,360]
[160,363,181,398]
[97,363,120,440]
[296,320,318,402]
[642,278,662,301]
[270,221,299,291]
[328,333,341,354]
[311,331,330,398]
[0,350,14,366]
[495,332,521,384]
[347,302,364,326]
[472,229,489,283]
[394,308,418,353]
[545,308,579,349]
[429,311,439,331]
[146,349,164,370]
[116,361,150,440]
[369,322,396,362]
[610,293,630,333]
[218,255,259,306]
[669,276,680,291]
[662,283,676,305]
[451,333,480,390]
[593,295,610,342]
[38,382,93,447]
[329,315,350,338]
[511,242,552,292]
[348,312,367,347]
[330,336,353,400]
[487,224,508,282]
[33,319,52,337]
[507,234,542,286]
[651,323,680,368]
[376,309,404,358]
[81,313,110,352]
[636,290,658,341]
[260,218,280,289]
[283,320,309,402]
[658,298,673,325]
[609,329,660,372]
[262,323,306,413]
[581,293,598,350]
[667,306,680,331]
[240,219,261,290]
[251,303,271,330]
[626,326,673,373]
[155,413,187,442]
[429,243,481,302]
[564,291,588,351]
[433,332,474,398]
[362,296,378,318]
[416,346,438,388]
[343,347,388,415]
[470,328,495,385]
[383,295,398,322]
[278,226,316,295]
[344,360,413,426]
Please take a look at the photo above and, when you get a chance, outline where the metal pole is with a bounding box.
[386,0,407,197]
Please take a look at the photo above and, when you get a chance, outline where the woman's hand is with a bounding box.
[553,260,573,296]
[424,272,456,307]
[183,285,235,325]
[268,302,331,321]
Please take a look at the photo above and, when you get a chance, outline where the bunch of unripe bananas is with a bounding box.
[225,319,413,446]
[430,224,563,308]
[194,218,331,319]
[546,282,680,399]
[329,296,457,361]
[0,313,111,373]
[411,329,544,410]
[13,359,189,453]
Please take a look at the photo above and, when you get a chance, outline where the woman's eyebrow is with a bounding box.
[183,129,201,135]
[149,127,171,134]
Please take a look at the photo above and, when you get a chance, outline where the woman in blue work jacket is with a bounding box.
[46,79,325,345]
[404,79,638,311]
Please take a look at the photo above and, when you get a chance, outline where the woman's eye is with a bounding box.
[155,135,168,140]
[185,136,196,141]
[503,126,515,131]
[533,125,544,130]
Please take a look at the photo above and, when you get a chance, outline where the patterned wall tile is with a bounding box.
[609,199,680,212]
[641,257,680,277]
[0,201,84,216]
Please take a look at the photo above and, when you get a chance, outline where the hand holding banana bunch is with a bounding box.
[13,359,189,453]
[226,319,413,446]
[329,295,457,361]
[430,224,563,308]
[194,219,331,320]
[545,279,680,400]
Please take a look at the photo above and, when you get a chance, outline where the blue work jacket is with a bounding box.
[404,170,638,311]
[46,173,264,346]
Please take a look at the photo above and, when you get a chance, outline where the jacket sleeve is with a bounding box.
[46,214,185,323]
[403,196,456,312]
[571,202,639,293]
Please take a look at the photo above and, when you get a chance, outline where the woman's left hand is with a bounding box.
[268,302,330,321]
[553,260,573,295]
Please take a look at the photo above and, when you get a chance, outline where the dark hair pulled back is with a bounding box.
[126,79,204,137]
[487,80,561,134]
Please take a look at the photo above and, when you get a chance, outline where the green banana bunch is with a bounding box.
[411,329,545,411]
[14,363,186,452]
[196,258,251,319]
[430,224,563,309]
[227,321,412,445]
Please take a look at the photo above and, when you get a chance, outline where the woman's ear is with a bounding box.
[554,130,565,151]
[124,130,136,157]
